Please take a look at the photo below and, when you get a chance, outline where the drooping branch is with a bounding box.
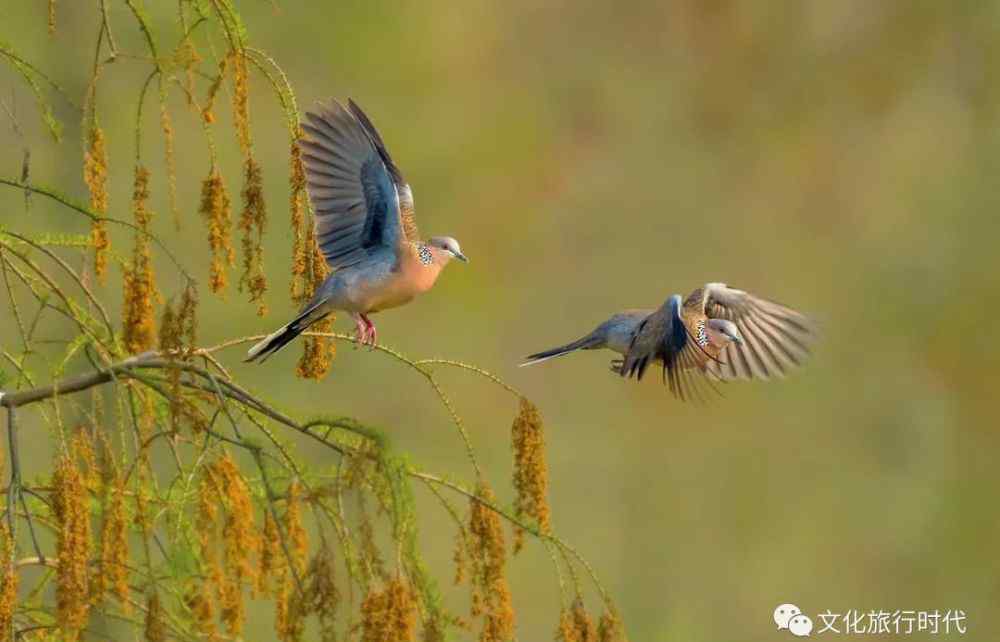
[0,338,611,608]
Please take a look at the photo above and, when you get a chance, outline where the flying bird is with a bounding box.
[521,283,815,401]
[247,99,467,363]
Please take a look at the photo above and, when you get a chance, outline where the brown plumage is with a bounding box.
[620,283,816,401]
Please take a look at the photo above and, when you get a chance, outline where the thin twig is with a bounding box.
[5,406,19,538]
[0,177,192,279]
[3,230,115,340]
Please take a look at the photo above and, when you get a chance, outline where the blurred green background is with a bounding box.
[3,1,1000,640]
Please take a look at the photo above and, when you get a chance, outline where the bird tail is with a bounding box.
[519,335,602,367]
[245,303,327,364]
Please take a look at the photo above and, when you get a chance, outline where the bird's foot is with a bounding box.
[352,315,367,349]
[609,359,624,375]
[361,314,377,349]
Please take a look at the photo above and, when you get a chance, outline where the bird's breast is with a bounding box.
[680,312,722,367]
[362,253,441,312]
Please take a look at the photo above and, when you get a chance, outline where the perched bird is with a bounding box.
[246,99,467,362]
[521,283,815,401]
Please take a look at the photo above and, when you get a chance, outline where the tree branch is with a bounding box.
[0,351,157,408]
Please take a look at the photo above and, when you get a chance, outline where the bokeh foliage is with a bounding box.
[0,2,623,641]
[3,1,1000,641]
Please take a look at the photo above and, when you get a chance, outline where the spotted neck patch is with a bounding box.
[417,244,433,266]
[695,319,709,348]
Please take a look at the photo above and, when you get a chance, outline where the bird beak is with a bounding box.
[454,251,469,263]
[732,335,743,344]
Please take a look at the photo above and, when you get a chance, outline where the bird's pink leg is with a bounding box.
[352,314,367,347]
[361,314,377,348]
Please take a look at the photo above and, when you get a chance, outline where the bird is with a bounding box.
[246,99,467,363]
[521,283,815,401]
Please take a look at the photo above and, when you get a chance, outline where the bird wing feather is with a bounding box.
[347,100,420,243]
[700,282,816,381]
[666,335,722,403]
[299,99,407,271]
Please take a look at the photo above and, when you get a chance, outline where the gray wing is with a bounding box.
[702,283,816,381]
[346,100,420,242]
[299,99,405,270]
[621,297,692,382]
[620,305,670,382]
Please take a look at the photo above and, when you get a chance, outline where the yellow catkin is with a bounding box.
[468,483,515,642]
[287,542,339,642]
[132,450,153,536]
[423,616,448,642]
[257,510,280,596]
[453,526,468,585]
[145,592,166,642]
[159,105,179,228]
[178,283,198,348]
[289,135,308,305]
[92,445,128,609]
[511,397,550,552]
[597,610,627,642]
[160,302,185,432]
[184,582,216,640]
[231,51,251,155]
[219,569,243,635]
[83,126,109,280]
[0,525,17,641]
[566,600,598,642]
[296,227,335,378]
[199,168,235,294]
[158,284,197,351]
[238,156,268,316]
[158,289,203,433]
[286,483,308,571]
[158,300,182,425]
[203,56,229,124]
[361,577,417,642]
[195,454,261,637]
[275,482,309,642]
[122,166,158,353]
[195,472,220,637]
[296,235,335,378]
[557,608,578,642]
[47,0,55,35]
[357,505,386,580]
[309,545,340,642]
[274,572,295,642]
[53,449,92,641]
[104,473,130,604]
[177,37,202,109]
[211,455,261,636]
[72,431,100,494]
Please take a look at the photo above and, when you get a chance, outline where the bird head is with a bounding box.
[706,319,742,347]
[426,236,469,265]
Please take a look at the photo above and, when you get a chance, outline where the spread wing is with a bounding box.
[299,99,406,270]
[346,100,420,243]
[620,296,719,402]
[701,283,816,381]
